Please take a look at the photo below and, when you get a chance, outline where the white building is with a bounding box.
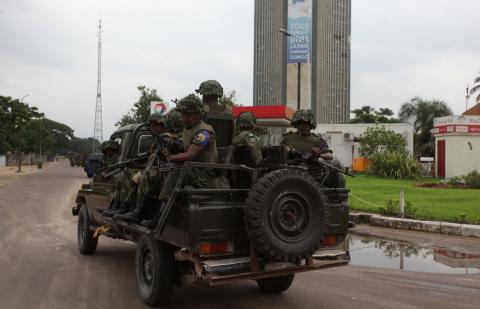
[433,115,480,178]
[313,123,414,168]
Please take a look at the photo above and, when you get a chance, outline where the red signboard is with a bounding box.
[232,105,294,120]
[433,124,480,135]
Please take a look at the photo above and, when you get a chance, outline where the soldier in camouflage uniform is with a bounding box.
[281,109,333,160]
[232,112,262,166]
[196,80,232,115]
[100,140,120,167]
[159,94,218,201]
[114,111,185,222]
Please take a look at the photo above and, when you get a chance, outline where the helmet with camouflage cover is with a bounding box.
[195,80,223,97]
[165,109,184,134]
[101,140,120,154]
[176,94,204,115]
[148,112,166,125]
[291,109,317,129]
[236,112,257,130]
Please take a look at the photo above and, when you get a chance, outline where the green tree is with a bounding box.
[359,126,406,158]
[399,97,452,157]
[0,96,43,152]
[116,86,163,127]
[351,106,399,123]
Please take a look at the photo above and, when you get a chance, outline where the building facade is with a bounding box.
[253,0,351,123]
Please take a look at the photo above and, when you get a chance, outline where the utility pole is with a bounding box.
[93,19,103,152]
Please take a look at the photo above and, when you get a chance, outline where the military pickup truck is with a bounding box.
[73,119,350,307]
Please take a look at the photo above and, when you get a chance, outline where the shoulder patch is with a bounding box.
[192,130,210,147]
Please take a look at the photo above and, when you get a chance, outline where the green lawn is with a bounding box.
[346,174,480,224]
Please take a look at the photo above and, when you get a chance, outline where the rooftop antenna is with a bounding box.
[93,18,103,151]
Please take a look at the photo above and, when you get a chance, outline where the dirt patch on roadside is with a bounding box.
[0,164,49,187]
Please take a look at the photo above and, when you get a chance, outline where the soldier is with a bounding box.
[232,112,262,166]
[100,140,120,167]
[195,80,232,115]
[158,94,218,204]
[114,111,184,222]
[113,113,170,222]
[281,109,333,160]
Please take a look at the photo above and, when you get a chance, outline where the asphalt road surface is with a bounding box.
[1,161,479,309]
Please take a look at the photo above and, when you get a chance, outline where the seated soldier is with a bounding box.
[232,112,262,166]
[144,94,217,229]
[281,109,333,160]
[114,111,184,222]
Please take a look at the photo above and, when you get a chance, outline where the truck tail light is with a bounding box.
[320,235,337,247]
[199,241,234,256]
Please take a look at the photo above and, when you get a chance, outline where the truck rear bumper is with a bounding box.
[201,250,349,285]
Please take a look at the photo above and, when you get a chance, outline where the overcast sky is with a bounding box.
[1,0,479,139]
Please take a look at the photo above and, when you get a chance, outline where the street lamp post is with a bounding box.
[277,28,310,111]
[17,95,30,173]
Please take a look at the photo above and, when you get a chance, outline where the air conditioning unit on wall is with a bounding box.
[343,132,354,140]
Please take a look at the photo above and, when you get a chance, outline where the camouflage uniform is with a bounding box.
[160,94,218,199]
[281,109,330,155]
[196,80,232,115]
[232,112,262,166]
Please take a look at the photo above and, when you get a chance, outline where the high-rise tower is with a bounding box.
[253,0,351,123]
[93,19,103,150]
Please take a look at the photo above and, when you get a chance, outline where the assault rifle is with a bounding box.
[287,149,355,177]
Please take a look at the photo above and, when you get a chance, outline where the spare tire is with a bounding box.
[245,169,326,262]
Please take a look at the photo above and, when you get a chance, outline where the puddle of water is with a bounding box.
[347,234,480,274]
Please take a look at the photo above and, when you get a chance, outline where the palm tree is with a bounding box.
[399,96,452,157]
[469,74,480,105]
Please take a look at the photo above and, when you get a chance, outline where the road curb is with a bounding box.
[350,212,480,238]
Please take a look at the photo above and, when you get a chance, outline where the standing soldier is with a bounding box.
[195,80,232,115]
[281,109,333,160]
[100,140,120,167]
[232,112,262,166]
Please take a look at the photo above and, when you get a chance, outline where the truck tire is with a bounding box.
[136,236,175,307]
[257,274,295,293]
[77,204,98,255]
[245,169,326,262]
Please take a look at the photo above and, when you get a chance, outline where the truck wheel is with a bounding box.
[245,169,326,262]
[257,274,295,293]
[136,236,175,307]
[77,204,98,255]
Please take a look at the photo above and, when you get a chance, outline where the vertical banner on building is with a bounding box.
[286,0,312,111]
[150,101,169,115]
[287,0,312,64]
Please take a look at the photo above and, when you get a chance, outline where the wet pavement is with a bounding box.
[348,234,480,274]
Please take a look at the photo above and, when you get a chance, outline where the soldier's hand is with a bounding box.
[161,148,170,158]
[132,171,142,184]
[311,147,322,156]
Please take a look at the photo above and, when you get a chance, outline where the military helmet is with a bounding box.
[236,112,257,130]
[101,140,120,153]
[291,109,316,129]
[165,109,184,134]
[148,112,166,125]
[176,94,204,115]
[195,80,223,97]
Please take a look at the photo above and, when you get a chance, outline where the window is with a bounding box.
[137,134,153,154]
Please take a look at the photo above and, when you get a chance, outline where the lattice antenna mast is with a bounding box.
[93,18,103,151]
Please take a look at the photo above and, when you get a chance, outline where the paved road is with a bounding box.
[1,161,479,309]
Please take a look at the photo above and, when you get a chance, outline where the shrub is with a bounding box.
[359,126,406,158]
[380,197,416,218]
[464,170,480,189]
[369,151,420,179]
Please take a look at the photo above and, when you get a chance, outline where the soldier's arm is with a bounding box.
[312,138,333,160]
[167,130,210,162]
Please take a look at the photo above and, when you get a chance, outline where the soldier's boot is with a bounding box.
[140,213,159,230]
[114,208,141,222]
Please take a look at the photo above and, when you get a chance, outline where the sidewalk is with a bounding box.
[0,163,50,187]
[350,211,480,238]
